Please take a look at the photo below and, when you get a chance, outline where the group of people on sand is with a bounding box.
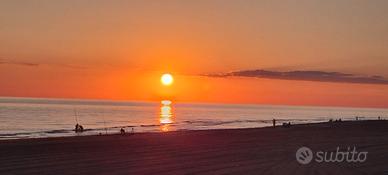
[330,116,384,123]
[273,116,385,129]
[120,127,135,136]
[272,119,292,128]
[75,123,84,133]
[75,123,134,136]
[328,118,342,123]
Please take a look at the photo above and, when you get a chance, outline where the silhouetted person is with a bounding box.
[282,122,291,128]
[75,124,84,133]
[378,116,381,120]
[75,123,79,132]
[75,123,83,133]
[131,128,134,135]
[273,119,276,127]
[120,128,125,135]
[334,119,341,122]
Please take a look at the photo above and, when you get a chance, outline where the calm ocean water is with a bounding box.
[0,97,387,139]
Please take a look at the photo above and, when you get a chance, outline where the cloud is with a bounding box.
[0,58,39,67]
[0,58,86,69]
[204,69,388,85]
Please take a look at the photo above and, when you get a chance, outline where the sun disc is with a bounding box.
[161,73,173,86]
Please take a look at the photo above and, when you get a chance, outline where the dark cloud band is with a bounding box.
[205,69,388,85]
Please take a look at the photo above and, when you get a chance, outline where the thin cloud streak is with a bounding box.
[0,58,39,67]
[0,58,87,69]
[204,69,388,85]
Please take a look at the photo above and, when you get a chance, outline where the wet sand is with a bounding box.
[0,120,387,175]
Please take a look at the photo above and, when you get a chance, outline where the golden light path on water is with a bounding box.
[160,100,173,132]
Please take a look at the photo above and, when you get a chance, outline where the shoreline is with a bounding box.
[1,119,385,140]
[0,120,387,174]
[0,119,385,141]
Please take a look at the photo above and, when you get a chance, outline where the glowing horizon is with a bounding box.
[1,1,388,108]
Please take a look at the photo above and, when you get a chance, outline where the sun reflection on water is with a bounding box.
[160,100,174,131]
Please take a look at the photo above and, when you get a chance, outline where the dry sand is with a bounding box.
[0,120,387,175]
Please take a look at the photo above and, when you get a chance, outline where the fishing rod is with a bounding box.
[74,108,79,124]
[100,109,108,135]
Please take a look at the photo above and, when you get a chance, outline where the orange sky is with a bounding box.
[1,0,388,108]
[1,64,387,108]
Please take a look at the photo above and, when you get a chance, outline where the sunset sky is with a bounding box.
[1,0,388,108]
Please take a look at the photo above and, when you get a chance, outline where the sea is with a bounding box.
[0,97,387,139]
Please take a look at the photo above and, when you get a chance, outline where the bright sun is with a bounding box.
[161,73,174,86]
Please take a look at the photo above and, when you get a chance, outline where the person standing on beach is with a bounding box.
[273,119,276,127]
[120,128,125,135]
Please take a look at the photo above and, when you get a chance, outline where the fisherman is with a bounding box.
[75,123,84,133]
[75,123,80,133]
[79,125,84,132]
[272,119,276,127]
[120,128,125,135]
[282,122,291,128]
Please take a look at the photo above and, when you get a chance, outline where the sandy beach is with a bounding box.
[0,120,387,175]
